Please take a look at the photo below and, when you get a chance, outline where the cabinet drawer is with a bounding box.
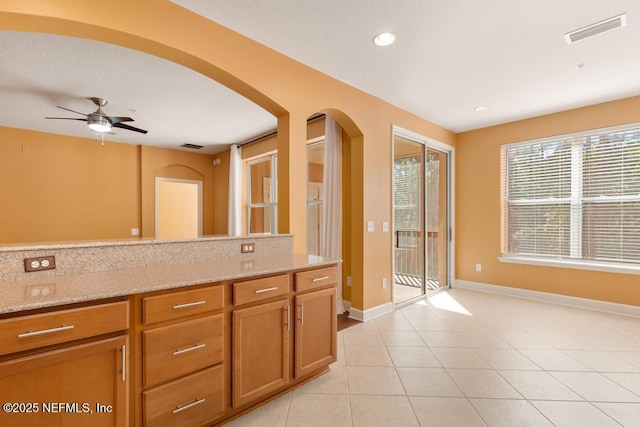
[295,266,337,292]
[233,274,289,306]
[144,364,225,427]
[0,301,129,356]
[143,285,223,325]
[143,314,224,387]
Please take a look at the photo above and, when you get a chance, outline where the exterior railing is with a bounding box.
[395,229,439,287]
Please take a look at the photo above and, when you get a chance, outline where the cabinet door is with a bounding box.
[232,299,289,408]
[0,335,129,427]
[295,288,337,378]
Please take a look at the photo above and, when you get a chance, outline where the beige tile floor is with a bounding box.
[225,288,640,426]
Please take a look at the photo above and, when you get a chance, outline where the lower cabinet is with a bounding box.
[231,267,338,411]
[0,335,129,427]
[232,298,290,408]
[0,264,337,427]
[295,287,337,378]
[139,283,226,427]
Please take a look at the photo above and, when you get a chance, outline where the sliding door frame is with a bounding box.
[391,125,455,304]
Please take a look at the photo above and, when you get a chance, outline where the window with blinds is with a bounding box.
[501,124,640,265]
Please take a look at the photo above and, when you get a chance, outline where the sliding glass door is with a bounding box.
[393,131,450,304]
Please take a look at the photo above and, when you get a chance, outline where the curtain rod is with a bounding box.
[237,113,326,148]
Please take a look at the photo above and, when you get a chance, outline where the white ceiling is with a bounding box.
[173,0,640,132]
[2,1,640,156]
[0,31,276,155]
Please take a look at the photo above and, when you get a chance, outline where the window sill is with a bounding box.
[498,256,640,276]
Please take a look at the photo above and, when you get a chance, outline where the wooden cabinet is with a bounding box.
[232,299,290,408]
[295,287,337,378]
[140,284,226,426]
[231,266,337,410]
[0,263,337,427]
[0,301,130,427]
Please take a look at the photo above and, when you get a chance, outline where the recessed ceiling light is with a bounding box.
[474,105,489,112]
[373,32,395,47]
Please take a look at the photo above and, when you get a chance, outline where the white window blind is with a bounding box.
[502,124,640,265]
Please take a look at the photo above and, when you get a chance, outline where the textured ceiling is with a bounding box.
[173,0,640,132]
[2,1,640,156]
[0,31,276,155]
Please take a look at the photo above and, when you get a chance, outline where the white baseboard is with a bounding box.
[454,279,640,318]
[348,302,394,322]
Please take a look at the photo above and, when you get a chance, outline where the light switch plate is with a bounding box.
[382,221,389,232]
[367,221,374,232]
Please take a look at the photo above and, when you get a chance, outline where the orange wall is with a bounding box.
[0,125,222,243]
[0,1,456,311]
[0,126,140,243]
[212,150,230,235]
[456,95,640,306]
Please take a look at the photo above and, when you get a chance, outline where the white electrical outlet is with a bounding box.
[475,263,482,272]
[382,277,388,289]
[131,228,140,236]
[346,276,352,287]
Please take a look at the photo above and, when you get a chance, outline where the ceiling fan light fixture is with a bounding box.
[87,115,112,133]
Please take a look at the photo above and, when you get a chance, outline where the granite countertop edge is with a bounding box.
[0,254,339,315]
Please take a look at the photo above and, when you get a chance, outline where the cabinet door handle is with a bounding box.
[172,300,206,309]
[18,324,74,338]
[299,302,304,326]
[173,398,206,414]
[285,305,290,331]
[172,343,206,356]
[121,344,126,382]
[255,286,278,294]
[312,276,330,282]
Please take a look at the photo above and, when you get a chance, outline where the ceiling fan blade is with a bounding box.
[45,117,87,121]
[56,106,88,116]
[106,116,134,124]
[113,122,148,134]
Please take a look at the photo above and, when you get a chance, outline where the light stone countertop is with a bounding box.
[0,253,338,315]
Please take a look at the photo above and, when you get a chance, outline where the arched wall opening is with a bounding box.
[1,2,457,313]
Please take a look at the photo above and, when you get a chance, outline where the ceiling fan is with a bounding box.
[45,97,148,134]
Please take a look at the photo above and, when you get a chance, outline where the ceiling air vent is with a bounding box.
[564,13,627,44]
[180,143,204,150]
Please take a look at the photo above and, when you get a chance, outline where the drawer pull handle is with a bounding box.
[18,325,74,338]
[312,276,330,282]
[172,343,206,356]
[255,286,278,294]
[173,398,206,414]
[172,301,206,309]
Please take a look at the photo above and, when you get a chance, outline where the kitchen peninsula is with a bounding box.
[0,235,339,426]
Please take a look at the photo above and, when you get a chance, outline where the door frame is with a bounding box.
[391,125,455,305]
